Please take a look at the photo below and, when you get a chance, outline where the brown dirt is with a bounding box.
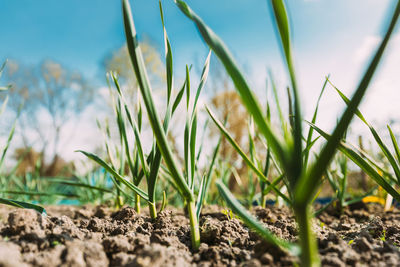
[0,203,399,266]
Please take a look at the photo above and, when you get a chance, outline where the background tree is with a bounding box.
[102,39,164,106]
[3,59,94,176]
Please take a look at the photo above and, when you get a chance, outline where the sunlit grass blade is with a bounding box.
[124,104,150,178]
[175,0,288,170]
[159,0,173,102]
[0,60,11,90]
[193,50,211,113]
[207,106,291,204]
[268,0,302,182]
[262,174,284,196]
[78,150,149,201]
[172,80,186,115]
[110,73,140,182]
[388,125,400,163]
[196,135,222,218]
[123,0,201,249]
[189,112,197,190]
[269,71,288,137]
[296,1,400,205]
[216,180,300,256]
[333,84,400,184]
[0,197,46,215]
[304,76,329,166]
[123,0,192,201]
[0,96,8,117]
[0,119,16,171]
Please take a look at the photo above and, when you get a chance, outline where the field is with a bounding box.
[1,203,400,266]
[1,0,400,266]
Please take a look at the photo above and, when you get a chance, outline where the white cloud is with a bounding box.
[353,35,381,64]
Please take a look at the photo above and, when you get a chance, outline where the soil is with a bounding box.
[0,202,399,266]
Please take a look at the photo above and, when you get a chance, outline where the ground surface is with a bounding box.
[0,202,399,266]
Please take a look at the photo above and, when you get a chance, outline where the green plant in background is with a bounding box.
[0,60,46,214]
[175,0,400,265]
[121,0,220,249]
[309,79,400,207]
[80,0,187,217]
[316,149,377,216]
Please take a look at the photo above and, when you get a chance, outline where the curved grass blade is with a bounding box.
[192,50,211,114]
[172,80,186,115]
[123,0,192,201]
[268,0,302,181]
[333,85,400,184]
[196,135,222,218]
[216,180,299,256]
[304,76,329,166]
[388,125,400,164]
[78,150,149,202]
[159,0,173,103]
[0,197,46,215]
[0,119,16,171]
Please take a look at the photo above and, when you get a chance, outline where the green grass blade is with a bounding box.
[184,116,190,184]
[110,73,139,183]
[176,0,289,170]
[189,112,198,190]
[192,50,211,114]
[124,104,150,178]
[369,126,400,184]
[304,76,329,166]
[269,71,288,137]
[268,0,302,182]
[159,0,173,103]
[0,198,46,215]
[262,173,284,195]
[0,96,8,117]
[172,80,186,115]
[296,2,400,204]
[0,60,7,78]
[196,135,222,218]
[78,150,149,201]
[185,65,190,108]
[333,85,400,184]
[0,119,16,171]
[123,0,192,201]
[216,180,299,256]
[328,81,369,125]
[388,125,400,164]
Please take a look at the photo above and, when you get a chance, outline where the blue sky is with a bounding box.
[0,0,393,79]
[1,0,400,159]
